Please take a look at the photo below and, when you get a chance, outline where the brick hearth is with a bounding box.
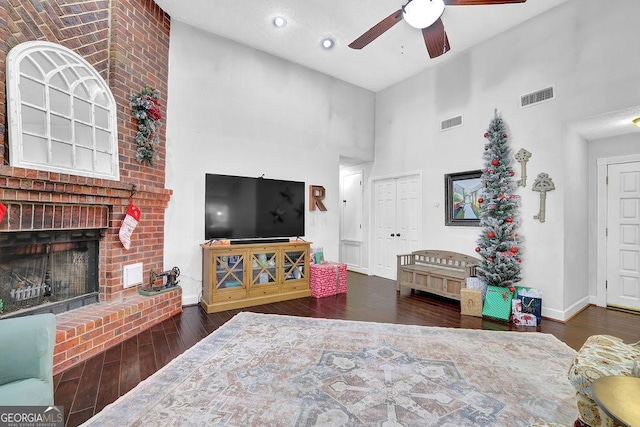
[54,289,181,374]
[1,0,181,374]
[0,186,183,375]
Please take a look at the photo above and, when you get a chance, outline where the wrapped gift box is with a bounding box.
[460,288,483,317]
[465,276,488,300]
[481,285,514,321]
[520,294,542,324]
[310,262,347,298]
[513,312,537,326]
[311,246,324,265]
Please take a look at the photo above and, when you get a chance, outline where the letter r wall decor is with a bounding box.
[309,185,327,211]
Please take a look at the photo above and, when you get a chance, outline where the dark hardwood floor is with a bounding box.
[54,272,640,426]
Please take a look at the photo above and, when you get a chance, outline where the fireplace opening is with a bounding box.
[0,230,100,318]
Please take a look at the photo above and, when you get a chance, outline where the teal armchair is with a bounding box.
[0,313,56,405]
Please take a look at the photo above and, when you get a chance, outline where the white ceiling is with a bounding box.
[152,0,640,139]
[153,0,571,92]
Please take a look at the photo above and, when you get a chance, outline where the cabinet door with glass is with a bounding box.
[212,248,246,293]
[248,247,279,297]
[281,244,309,291]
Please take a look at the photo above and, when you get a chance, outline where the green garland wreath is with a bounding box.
[130,86,162,165]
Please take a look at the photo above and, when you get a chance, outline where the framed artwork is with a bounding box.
[445,170,484,226]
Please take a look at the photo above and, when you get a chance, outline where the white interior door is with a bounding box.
[340,171,363,269]
[374,179,398,279]
[341,172,363,241]
[396,175,421,256]
[606,161,640,310]
[373,175,422,280]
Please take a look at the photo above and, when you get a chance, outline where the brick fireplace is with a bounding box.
[1,1,183,374]
[0,227,102,316]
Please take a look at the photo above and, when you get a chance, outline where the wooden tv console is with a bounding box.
[200,241,311,313]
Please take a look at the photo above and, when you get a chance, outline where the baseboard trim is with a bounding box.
[346,266,369,275]
[543,296,591,322]
[182,293,201,306]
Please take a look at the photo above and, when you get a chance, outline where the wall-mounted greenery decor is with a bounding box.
[130,86,162,165]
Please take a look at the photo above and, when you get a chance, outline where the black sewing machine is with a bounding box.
[139,266,180,296]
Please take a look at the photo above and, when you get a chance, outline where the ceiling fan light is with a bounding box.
[403,0,445,29]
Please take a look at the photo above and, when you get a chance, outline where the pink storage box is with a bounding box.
[309,262,347,298]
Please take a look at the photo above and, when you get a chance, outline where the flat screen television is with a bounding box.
[205,174,305,241]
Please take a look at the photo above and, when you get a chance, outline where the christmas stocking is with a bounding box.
[0,202,6,224]
[119,199,141,250]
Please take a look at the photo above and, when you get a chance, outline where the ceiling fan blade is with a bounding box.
[444,0,526,5]
[422,18,450,59]
[348,9,404,49]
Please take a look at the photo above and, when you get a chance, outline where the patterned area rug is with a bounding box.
[83,312,577,426]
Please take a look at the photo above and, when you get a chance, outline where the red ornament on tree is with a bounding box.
[506,217,513,223]
[487,231,495,239]
[509,170,515,177]
[510,247,518,254]
[475,247,481,253]
[477,198,484,204]
[484,132,489,138]
[491,159,499,166]
[487,257,494,262]
[517,258,522,263]
[502,133,508,138]
[509,286,516,293]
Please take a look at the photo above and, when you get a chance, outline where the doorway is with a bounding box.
[340,170,364,271]
[372,174,422,280]
[597,155,640,311]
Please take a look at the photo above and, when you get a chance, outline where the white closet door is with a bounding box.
[373,175,422,280]
[396,175,421,257]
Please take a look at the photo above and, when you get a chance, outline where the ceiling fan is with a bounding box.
[349,0,527,59]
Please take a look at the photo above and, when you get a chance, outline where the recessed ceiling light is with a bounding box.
[633,117,640,128]
[273,16,287,28]
[321,38,335,49]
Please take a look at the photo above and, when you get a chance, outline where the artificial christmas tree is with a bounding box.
[476,110,522,289]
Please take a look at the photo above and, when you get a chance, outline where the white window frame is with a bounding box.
[6,41,119,180]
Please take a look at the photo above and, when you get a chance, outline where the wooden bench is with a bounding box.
[396,250,479,301]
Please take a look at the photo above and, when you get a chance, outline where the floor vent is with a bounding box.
[440,114,463,131]
[520,85,555,108]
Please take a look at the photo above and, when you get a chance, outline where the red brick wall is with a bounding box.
[0,2,7,163]
[1,0,172,301]
[109,0,170,188]
[1,1,182,373]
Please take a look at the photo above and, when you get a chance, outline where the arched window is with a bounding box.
[6,41,119,180]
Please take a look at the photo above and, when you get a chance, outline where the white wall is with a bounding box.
[163,22,375,305]
[561,127,590,318]
[373,0,640,320]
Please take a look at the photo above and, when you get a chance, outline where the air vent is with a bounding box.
[520,85,555,108]
[440,114,463,131]
[123,263,143,288]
